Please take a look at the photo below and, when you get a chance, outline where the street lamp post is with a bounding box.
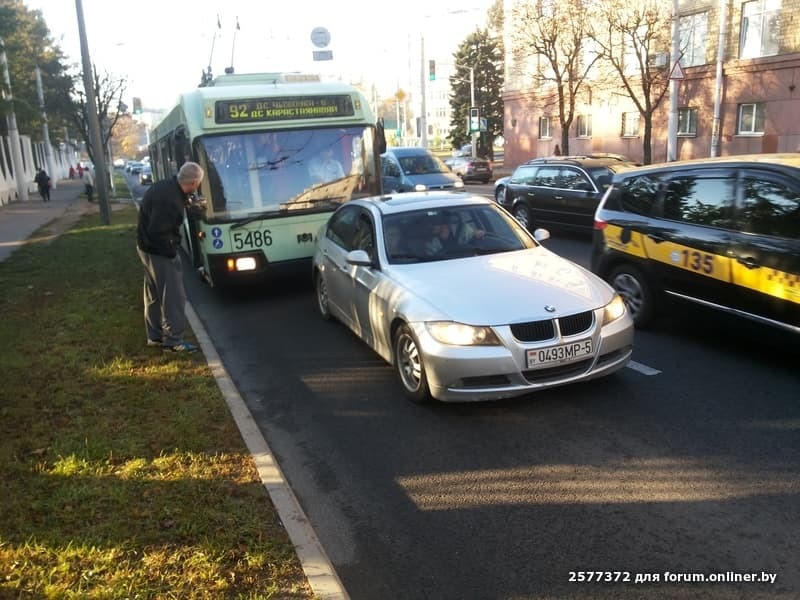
[419,35,428,148]
[469,66,476,158]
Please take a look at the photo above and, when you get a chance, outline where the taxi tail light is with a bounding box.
[593,218,608,231]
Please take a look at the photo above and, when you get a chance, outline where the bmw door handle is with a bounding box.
[646,234,667,243]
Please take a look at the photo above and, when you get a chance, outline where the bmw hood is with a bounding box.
[395,247,614,325]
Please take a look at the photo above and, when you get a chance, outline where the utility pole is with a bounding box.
[0,37,29,202]
[710,0,728,157]
[419,35,428,148]
[470,67,477,158]
[75,0,111,225]
[666,0,679,162]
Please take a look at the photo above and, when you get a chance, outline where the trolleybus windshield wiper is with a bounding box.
[230,196,346,229]
[230,210,282,229]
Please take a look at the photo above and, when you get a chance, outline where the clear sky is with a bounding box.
[24,0,493,111]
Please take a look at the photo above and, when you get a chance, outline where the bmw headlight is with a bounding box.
[602,294,627,325]
[426,321,500,346]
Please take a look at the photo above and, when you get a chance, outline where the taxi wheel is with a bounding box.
[393,324,432,404]
[315,270,332,321]
[512,203,532,230]
[609,264,655,327]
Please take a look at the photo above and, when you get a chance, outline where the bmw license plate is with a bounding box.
[527,339,593,368]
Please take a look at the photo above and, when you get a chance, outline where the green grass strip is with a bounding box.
[0,205,313,599]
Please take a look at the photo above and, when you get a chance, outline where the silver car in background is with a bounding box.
[312,192,634,403]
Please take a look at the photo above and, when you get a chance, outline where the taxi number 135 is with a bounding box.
[679,249,714,274]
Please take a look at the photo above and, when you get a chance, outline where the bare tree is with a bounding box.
[589,0,672,164]
[69,66,127,166]
[508,0,602,156]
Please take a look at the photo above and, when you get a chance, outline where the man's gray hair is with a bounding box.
[177,161,204,184]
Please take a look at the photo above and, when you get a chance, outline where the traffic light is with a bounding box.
[133,97,142,114]
[469,107,480,133]
[428,60,435,81]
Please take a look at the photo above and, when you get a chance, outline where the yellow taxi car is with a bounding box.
[591,154,799,334]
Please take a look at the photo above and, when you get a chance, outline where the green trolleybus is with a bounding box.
[149,72,386,287]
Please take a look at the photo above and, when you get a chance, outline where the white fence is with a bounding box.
[0,135,73,206]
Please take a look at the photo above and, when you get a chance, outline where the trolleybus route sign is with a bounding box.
[215,95,354,123]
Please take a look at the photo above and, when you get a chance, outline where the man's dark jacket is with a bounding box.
[136,177,187,258]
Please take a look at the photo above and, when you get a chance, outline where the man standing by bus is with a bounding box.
[136,161,205,352]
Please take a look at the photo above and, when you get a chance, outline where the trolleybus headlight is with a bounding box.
[226,256,258,272]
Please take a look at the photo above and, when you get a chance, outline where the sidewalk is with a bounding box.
[0,179,89,263]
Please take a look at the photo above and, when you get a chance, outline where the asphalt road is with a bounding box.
[176,182,799,600]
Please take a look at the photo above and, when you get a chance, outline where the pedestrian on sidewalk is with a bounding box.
[82,167,94,202]
[136,161,205,353]
[34,168,51,202]
[68,165,75,179]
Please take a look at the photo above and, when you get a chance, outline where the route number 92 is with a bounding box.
[232,229,272,250]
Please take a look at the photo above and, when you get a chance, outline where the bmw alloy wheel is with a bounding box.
[394,324,431,403]
[315,271,332,320]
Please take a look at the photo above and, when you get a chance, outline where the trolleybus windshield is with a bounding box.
[198,125,377,220]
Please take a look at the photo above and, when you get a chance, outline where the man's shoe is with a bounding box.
[146,338,163,347]
[163,341,198,353]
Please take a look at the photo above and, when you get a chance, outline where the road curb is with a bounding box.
[185,302,350,600]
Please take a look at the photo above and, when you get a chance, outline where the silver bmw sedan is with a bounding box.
[312,192,634,403]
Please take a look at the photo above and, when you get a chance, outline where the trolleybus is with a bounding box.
[148,72,386,287]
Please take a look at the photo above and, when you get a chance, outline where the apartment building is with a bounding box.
[502,0,800,166]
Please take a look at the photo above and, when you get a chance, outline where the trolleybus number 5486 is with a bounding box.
[232,230,272,250]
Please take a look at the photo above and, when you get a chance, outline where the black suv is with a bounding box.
[591,154,800,334]
[494,156,636,233]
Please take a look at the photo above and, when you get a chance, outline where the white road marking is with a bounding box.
[627,360,661,376]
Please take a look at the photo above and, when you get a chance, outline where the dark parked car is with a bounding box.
[443,155,493,183]
[591,153,800,333]
[494,156,636,233]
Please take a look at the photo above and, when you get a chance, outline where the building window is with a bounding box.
[576,114,592,138]
[677,108,698,135]
[679,12,708,66]
[740,0,781,59]
[539,116,552,139]
[622,112,640,137]
[737,103,765,134]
